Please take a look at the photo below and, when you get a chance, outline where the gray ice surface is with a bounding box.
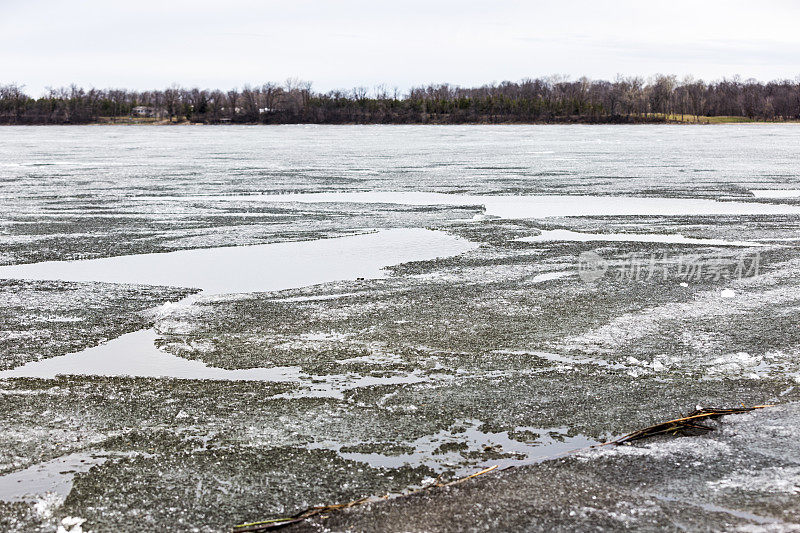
[2,125,800,532]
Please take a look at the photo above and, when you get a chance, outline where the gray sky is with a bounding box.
[3,0,800,96]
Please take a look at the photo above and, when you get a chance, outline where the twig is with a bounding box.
[610,405,771,445]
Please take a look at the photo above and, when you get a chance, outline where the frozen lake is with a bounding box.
[1,125,800,532]
[3,124,800,206]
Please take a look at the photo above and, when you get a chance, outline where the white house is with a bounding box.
[131,106,156,117]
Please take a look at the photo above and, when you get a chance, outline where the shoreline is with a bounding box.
[2,119,799,126]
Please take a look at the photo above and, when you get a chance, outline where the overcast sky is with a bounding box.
[3,0,800,96]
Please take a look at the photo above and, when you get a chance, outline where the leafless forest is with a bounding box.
[2,75,799,124]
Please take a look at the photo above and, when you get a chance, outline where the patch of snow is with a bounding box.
[529,271,573,283]
[57,516,87,533]
[705,352,769,379]
[561,270,800,357]
[470,213,501,221]
[33,492,64,519]
[708,467,800,495]
[585,435,732,460]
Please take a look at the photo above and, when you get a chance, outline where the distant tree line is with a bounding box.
[1,75,799,125]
